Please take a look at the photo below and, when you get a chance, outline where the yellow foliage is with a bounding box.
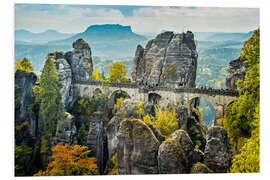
[34,143,99,176]
[15,57,34,72]
[108,62,129,82]
[113,97,124,111]
[15,121,30,131]
[108,153,118,175]
[92,69,103,81]
[141,106,178,139]
[136,102,145,119]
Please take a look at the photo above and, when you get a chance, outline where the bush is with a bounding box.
[139,104,178,138]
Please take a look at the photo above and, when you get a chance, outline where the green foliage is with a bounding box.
[221,29,260,149]
[15,144,33,176]
[78,124,88,145]
[108,62,129,82]
[230,131,259,173]
[39,56,63,166]
[219,29,260,173]
[73,96,99,116]
[40,56,63,138]
[15,57,34,72]
[140,106,178,138]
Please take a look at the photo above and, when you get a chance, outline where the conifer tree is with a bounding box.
[39,56,63,165]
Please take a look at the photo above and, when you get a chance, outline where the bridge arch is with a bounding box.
[83,87,90,97]
[93,88,103,98]
[110,89,131,105]
[188,96,216,127]
[148,93,162,104]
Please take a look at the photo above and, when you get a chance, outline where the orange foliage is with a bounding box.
[34,143,99,176]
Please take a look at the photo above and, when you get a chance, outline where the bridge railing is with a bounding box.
[74,80,239,97]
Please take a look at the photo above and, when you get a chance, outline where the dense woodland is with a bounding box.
[14,29,260,175]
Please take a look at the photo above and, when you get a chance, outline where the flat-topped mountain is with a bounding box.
[49,24,146,57]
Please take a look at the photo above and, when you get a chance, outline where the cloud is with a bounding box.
[15,4,259,33]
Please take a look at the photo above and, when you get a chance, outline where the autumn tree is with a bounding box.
[108,62,129,82]
[15,57,34,72]
[34,143,98,176]
[39,56,63,166]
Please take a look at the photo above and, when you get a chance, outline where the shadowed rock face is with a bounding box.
[131,31,198,88]
[15,70,37,145]
[87,111,107,174]
[49,38,93,111]
[55,112,77,145]
[226,58,248,90]
[117,119,160,174]
[158,130,200,174]
[204,126,232,173]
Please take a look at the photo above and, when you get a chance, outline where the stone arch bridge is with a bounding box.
[74,80,238,122]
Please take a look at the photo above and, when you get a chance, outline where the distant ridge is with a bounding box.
[15,29,75,43]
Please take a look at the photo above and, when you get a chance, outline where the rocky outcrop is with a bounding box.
[226,58,248,90]
[67,38,93,82]
[117,119,160,174]
[204,126,232,173]
[50,52,74,111]
[158,130,200,174]
[49,38,93,111]
[87,111,107,174]
[131,31,198,88]
[190,162,214,173]
[55,112,77,145]
[15,70,37,145]
[106,99,140,159]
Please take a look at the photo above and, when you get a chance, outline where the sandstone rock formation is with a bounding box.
[55,112,78,145]
[49,38,93,111]
[87,111,107,174]
[106,99,140,159]
[131,31,198,88]
[158,130,200,174]
[226,58,248,90]
[117,119,160,174]
[204,126,232,173]
[15,70,37,145]
[50,52,74,111]
[67,38,93,82]
[190,162,214,173]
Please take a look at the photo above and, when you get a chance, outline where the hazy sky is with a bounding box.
[15,4,260,34]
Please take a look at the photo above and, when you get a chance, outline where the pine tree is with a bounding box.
[39,56,63,166]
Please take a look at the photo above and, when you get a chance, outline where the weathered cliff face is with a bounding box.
[204,126,232,173]
[158,130,201,174]
[131,31,198,88]
[117,118,160,174]
[49,38,93,111]
[15,70,37,145]
[50,52,74,111]
[87,111,108,174]
[226,58,248,90]
[67,38,93,82]
[55,112,78,145]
